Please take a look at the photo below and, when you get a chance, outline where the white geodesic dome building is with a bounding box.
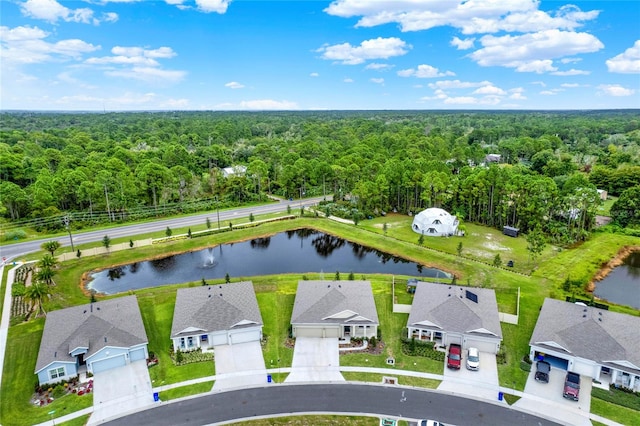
[411,208,459,236]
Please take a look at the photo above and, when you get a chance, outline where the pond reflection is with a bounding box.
[595,251,640,309]
[87,229,450,295]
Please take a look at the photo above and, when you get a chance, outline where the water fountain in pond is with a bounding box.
[202,248,217,268]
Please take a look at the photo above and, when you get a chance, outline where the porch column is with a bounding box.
[629,375,636,389]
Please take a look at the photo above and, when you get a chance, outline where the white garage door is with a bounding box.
[230,329,260,344]
[129,347,146,362]
[91,354,126,374]
[295,327,340,338]
[464,338,498,354]
[572,359,597,378]
[211,333,228,346]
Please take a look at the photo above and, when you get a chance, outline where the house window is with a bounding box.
[180,338,186,349]
[201,335,208,342]
[187,336,194,348]
[49,367,65,380]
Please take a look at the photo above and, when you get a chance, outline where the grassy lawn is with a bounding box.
[591,387,640,410]
[341,372,440,389]
[60,414,91,426]
[590,397,640,425]
[597,197,617,217]
[238,415,381,425]
[0,319,93,426]
[158,381,214,401]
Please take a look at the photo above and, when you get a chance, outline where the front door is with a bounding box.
[344,326,351,337]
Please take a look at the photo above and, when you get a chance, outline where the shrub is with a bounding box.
[4,229,27,241]
[11,283,26,297]
[369,336,377,348]
[496,349,507,364]
[400,337,445,361]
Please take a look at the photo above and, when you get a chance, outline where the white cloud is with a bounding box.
[550,69,590,76]
[606,40,640,74]
[560,57,582,64]
[365,62,394,70]
[309,72,319,77]
[19,0,119,24]
[324,1,599,34]
[598,84,635,96]
[451,37,474,50]
[370,78,384,84]
[473,85,505,95]
[398,64,454,78]
[105,66,186,83]
[194,0,231,14]
[238,99,299,110]
[343,78,354,83]
[225,81,244,89]
[561,83,589,88]
[317,37,410,65]
[428,79,492,90]
[470,29,603,72]
[540,89,564,95]
[0,25,100,65]
[509,92,527,100]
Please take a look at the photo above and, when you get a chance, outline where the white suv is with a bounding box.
[466,347,480,370]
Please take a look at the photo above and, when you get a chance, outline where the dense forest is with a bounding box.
[1,110,639,245]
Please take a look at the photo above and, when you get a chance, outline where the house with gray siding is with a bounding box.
[291,280,379,339]
[530,298,640,391]
[171,281,263,351]
[407,282,502,353]
[35,296,149,385]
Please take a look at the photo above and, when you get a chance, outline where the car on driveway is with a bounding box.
[563,371,580,401]
[419,420,445,426]
[466,347,480,370]
[447,344,462,369]
[535,360,551,383]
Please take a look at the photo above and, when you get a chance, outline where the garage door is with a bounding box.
[573,359,597,378]
[295,327,339,338]
[464,338,498,354]
[230,329,260,344]
[129,347,146,362]
[535,351,569,370]
[91,354,126,374]
[211,333,228,346]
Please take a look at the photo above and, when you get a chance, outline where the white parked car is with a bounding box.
[466,347,480,370]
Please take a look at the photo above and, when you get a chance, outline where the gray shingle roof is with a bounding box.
[35,295,148,372]
[291,281,379,325]
[407,282,502,338]
[530,298,640,372]
[171,281,263,338]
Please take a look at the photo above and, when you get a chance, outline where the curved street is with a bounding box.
[103,383,560,426]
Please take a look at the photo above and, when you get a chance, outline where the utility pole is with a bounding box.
[63,215,75,252]
[216,196,221,230]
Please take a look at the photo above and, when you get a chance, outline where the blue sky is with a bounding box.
[1,0,639,110]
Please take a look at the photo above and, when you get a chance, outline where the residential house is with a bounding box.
[170,281,263,351]
[34,296,149,385]
[529,298,640,391]
[291,280,379,339]
[406,282,503,353]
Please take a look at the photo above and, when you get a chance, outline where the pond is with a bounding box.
[87,229,451,294]
[594,251,640,309]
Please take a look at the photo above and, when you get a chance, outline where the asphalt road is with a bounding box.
[0,196,327,261]
[104,383,559,426]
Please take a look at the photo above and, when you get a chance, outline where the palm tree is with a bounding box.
[38,254,58,269]
[41,241,61,256]
[25,282,51,317]
[35,266,56,286]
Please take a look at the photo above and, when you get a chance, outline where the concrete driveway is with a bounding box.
[285,337,344,383]
[519,366,592,411]
[438,351,501,401]
[213,341,267,391]
[89,360,154,425]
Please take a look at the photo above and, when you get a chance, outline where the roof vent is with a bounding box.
[220,293,223,297]
[219,285,222,289]
[83,310,87,314]
[583,308,587,312]
[97,307,100,310]
[599,312,602,316]
[104,337,107,342]
[208,287,211,290]
[598,318,602,322]
[328,284,330,288]
[54,351,57,358]
[582,314,586,318]
[448,294,451,297]
[338,285,341,288]
[208,294,211,298]
[448,286,451,289]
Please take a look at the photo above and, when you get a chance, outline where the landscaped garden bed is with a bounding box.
[400,337,445,361]
[31,377,93,407]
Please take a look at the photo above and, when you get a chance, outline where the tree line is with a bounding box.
[1,110,639,242]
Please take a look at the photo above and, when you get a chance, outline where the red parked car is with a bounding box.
[447,344,462,369]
